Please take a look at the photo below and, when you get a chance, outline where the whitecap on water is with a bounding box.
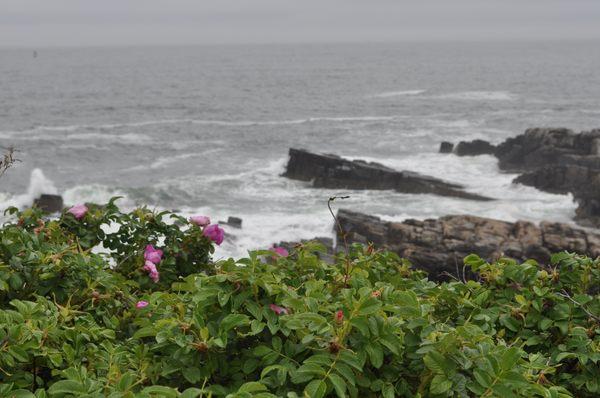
[435,91,517,101]
[368,90,426,98]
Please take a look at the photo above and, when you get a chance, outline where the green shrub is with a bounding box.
[0,200,598,397]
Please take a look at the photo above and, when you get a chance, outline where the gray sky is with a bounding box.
[2,0,600,47]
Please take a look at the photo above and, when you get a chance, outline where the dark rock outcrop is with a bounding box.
[495,128,600,172]
[336,209,600,280]
[439,141,454,153]
[33,194,63,213]
[516,165,600,228]
[454,139,496,156]
[441,128,600,227]
[496,128,600,227]
[219,216,243,229]
[283,148,492,201]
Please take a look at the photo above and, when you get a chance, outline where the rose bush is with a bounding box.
[0,199,598,397]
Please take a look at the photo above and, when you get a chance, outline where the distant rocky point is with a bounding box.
[440,128,600,228]
[283,148,492,201]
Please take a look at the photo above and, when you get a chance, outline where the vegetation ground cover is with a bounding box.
[0,200,598,397]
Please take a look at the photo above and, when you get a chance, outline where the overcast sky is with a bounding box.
[2,0,600,47]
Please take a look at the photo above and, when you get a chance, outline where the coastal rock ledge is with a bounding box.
[283,148,491,201]
[336,209,600,279]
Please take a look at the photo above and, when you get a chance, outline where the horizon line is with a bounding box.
[3,37,600,50]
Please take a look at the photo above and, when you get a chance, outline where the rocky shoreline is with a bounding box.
[277,128,600,279]
[28,127,600,280]
[275,209,600,280]
[336,209,600,279]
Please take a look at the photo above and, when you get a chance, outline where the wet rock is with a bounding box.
[336,209,600,280]
[33,194,63,213]
[454,139,496,156]
[495,127,600,172]
[219,216,243,229]
[283,148,492,201]
[439,141,454,153]
[514,164,591,195]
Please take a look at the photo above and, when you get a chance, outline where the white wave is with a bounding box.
[354,153,575,224]
[65,132,149,143]
[0,116,396,138]
[436,91,516,101]
[0,168,58,210]
[0,130,150,144]
[62,184,134,208]
[149,153,203,169]
[369,90,426,98]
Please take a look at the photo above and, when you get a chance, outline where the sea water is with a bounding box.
[1,42,599,257]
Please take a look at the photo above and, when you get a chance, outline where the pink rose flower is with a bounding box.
[269,304,289,315]
[203,224,224,245]
[190,215,211,227]
[67,204,88,220]
[270,246,289,257]
[335,310,344,324]
[136,300,149,309]
[144,245,163,264]
[143,260,160,283]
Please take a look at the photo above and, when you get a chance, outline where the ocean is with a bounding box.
[1,41,599,258]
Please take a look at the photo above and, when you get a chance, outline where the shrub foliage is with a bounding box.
[0,201,599,397]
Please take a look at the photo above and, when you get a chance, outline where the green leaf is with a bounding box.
[473,369,492,388]
[500,347,522,370]
[8,346,29,362]
[117,372,136,392]
[48,380,87,395]
[357,297,382,315]
[333,363,355,386]
[6,390,35,398]
[424,351,453,375]
[349,318,370,336]
[182,367,202,383]
[365,343,384,368]
[141,386,179,397]
[430,374,452,395]
[382,383,395,398]
[539,318,553,331]
[338,351,363,371]
[328,373,347,398]
[238,382,268,393]
[220,314,250,332]
[304,380,326,398]
[181,388,205,398]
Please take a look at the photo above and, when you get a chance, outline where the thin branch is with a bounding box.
[0,147,19,179]
[327,195,351,286]
[556,289,600,323]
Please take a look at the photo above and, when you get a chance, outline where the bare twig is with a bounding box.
[328,196,350,254]
[556,289,600,323]
[327,195,351,286]
[0,147,19,178]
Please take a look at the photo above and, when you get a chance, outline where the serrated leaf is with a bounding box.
[328,373,346,398]
[304,380,326,398]
[430,374,452,395]
[365,343,383,368]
